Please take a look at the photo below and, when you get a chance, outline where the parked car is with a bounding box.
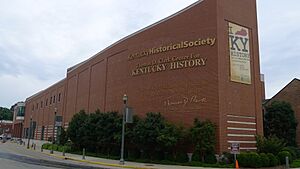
[6,134,11,140]
[0,134,11,140]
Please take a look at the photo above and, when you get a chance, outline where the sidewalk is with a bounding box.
[42,149,223,169]
[20,139,223,169]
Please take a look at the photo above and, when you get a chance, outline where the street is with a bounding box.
[0,141,108,169]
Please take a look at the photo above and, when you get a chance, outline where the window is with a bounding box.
[58,93,61,102]
[53,95,56,103]
[41,101,43,108]
[46,99,48,106]
[50,97,52,104]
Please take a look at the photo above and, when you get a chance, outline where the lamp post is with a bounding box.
[27,115,32,149]
[50,108,57,154]
[120,94,128,165]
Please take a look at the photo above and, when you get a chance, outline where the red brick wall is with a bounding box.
[24,0,262,153]
[24,80,65,140]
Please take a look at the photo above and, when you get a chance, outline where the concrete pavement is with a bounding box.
[43,149,223,169]
[0,141,107,169]
[19,139,223,169]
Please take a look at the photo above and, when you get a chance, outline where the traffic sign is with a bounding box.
[230,143,240,154]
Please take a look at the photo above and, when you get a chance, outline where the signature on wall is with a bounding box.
[164,95,207,107]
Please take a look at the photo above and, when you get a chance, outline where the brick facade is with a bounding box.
[23,0,263,153]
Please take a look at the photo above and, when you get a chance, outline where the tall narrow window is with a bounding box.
[46,99,48,106]
[53,95,56,103]
[50,97,52,104]
[58,93,61,102]
[41,101,43,108]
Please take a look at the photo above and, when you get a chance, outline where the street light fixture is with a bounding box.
[50,107,57,154]
[27,115,33,149]
[120,94,128,165]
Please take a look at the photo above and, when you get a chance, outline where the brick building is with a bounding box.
[0,120,13,136]
[264,78,300,146]
[23,0,264,153]
[11,102,25,138]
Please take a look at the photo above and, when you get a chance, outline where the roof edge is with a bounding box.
[26,78,66,101]
[67,0,204,73]
[264,78,300,105]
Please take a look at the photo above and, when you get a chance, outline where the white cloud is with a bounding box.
[257,0,300,98]
[0,0,197,107]
[0,74,55,108]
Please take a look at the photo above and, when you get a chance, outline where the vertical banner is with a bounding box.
[228,22,251,84]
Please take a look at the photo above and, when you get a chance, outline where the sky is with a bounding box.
[0,0,299,108]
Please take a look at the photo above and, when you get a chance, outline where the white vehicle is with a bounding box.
[0,134,11,140]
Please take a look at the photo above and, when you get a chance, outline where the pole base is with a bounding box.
[119,159,125,165]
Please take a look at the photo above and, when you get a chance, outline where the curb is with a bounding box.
[47,152,156,169]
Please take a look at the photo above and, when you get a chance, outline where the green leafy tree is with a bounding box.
[131,112,166,158]
[0,107,13,121]
[157,123,182,150]
[67,109,122,154]
[66,110,89,149]
[190,119,216,162]
[91,110,122,155]
[264,101,298,146]
[256,135,286,155]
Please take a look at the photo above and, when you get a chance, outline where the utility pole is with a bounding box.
[50,108,57,154]
[27,115,32,149]
[120,94,128,165]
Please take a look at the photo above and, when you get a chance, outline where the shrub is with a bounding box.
[295,148,300,158]
[256,135,286,155]
[42,143,51,149]
[64,145,72,153]
[57,145,71,152]
[153,151,164,161]
[219,152,233,164]
[249,152,262,168]
[52,144,58,151]
[277,151,292,164]
[204,153,217,164]
[238,152,262,168]
[163,152,174,161]
[267,153,278,166]
[192,152,201,162]
[282,147,297,160]
[259,153,270,167]
[175,152,188,163]
[127,149,140,159]
[237,153,249,167]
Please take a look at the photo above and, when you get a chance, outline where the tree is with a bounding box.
[256,135,286,155]
[190,119,216,162]
[264,101,298,146]
[91,110,122,155]
[157,123,182,151]
[67,109,122,154]
[131,112,166,158]
[0,107,13,121]
[66,110,89,149]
